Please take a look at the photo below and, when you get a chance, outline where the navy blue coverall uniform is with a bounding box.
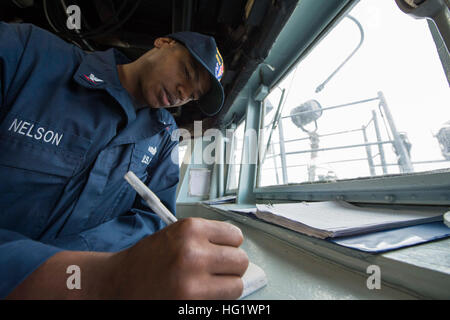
[0,22,180,298]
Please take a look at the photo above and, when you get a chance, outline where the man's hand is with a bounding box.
[111,218,249,299]
[7,218,248,299]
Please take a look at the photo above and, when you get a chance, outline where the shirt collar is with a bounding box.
[73,48,137,125]
[73,48,177,143]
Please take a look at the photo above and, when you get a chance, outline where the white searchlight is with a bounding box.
[290,99,323,133]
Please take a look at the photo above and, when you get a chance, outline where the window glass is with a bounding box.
[258,0,450,187]
[178,144,188,167]
[227,120,246,190]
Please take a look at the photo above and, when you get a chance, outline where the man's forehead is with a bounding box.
[186,51,212,92]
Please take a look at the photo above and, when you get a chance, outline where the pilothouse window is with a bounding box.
[258,0,450,187]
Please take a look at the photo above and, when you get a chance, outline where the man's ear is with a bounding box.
[154,37,176,48]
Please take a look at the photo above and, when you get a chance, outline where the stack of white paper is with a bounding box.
[255,201,444,239]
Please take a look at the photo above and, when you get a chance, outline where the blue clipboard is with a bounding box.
[330,222,450,253]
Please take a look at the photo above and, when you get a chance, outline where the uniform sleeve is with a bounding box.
[0,22,30,107]
[46,139,180,253]
[0,229,63,299]
[0,22,77,109]
[0,22,67,299]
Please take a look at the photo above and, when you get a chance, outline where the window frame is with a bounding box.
[246,0,450,206]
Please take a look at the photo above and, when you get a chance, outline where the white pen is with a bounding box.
[124,171,178,225]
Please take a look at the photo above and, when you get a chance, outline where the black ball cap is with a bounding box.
[168,31,225,116]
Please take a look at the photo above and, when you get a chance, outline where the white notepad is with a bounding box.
[239,262,267,299]
[219,220,267,299]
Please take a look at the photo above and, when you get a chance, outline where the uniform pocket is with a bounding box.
[0,128,92,238]
[128,146,150,181]
[0,135,88,177]
[0,114,92,177]
[86,144,147,226]
[129,138,161,181]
